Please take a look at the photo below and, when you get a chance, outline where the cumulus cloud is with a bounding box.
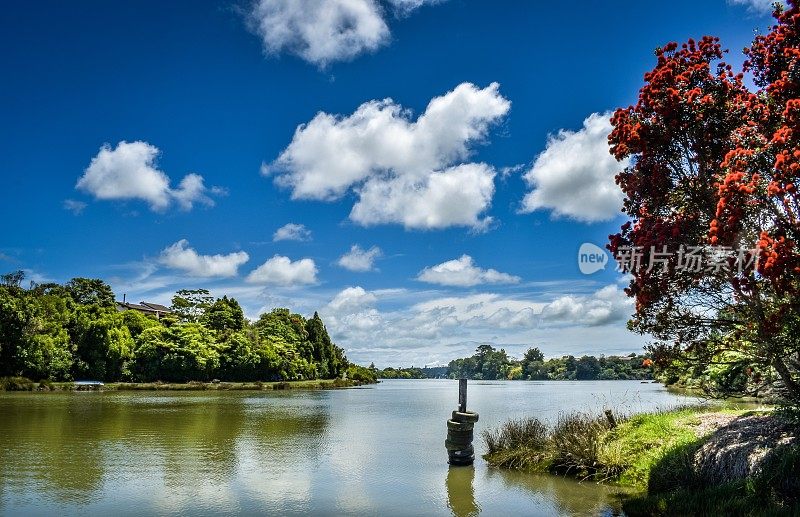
[520,112,629,223]
[267,82,509,229]
[327,286,378,311]
[77,141,220,211]
[350,163,496,229]
[318,284,636,365]
[540,285,633,326]
[417,255,520,287]
[273,223,312,242]
[248,0,442,67]
[246,255,318,286]
[159,240,250,278]
[249,0,387,67]
[337,245,382,272]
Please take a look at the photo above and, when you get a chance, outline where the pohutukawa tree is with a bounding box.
[608,2,800,402]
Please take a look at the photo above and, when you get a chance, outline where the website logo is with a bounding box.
[578,243,608,275]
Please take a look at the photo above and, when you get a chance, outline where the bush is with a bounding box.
[347,364,377,384]
[0,376,35,391]
[37,379,55,391]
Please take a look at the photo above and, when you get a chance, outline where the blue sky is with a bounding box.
[0,0,779,367]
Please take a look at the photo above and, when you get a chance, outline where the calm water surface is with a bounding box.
[0,380,702,516]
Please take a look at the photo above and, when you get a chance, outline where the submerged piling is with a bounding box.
[446,378,478,466]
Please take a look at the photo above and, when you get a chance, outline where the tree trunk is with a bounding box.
[772,357,800,403]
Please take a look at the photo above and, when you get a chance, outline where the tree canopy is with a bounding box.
[446,346,652,381]
[608,4,800,403]
[0,272,357,383]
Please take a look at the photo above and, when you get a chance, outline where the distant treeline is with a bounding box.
[0,271,377,384]
[374,345,653,381]
[375,366,448,379]
[448,345,653,380]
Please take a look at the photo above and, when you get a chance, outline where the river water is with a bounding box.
[0,379,702,516]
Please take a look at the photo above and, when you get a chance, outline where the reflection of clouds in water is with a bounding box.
[0,382,700,515]
[235,440,314,513]
[150,477,240,515]
[484,468,626,517]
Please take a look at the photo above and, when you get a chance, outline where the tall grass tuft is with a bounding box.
[483,410,625,479]
[549,412,613,478]
[481,418,550,470]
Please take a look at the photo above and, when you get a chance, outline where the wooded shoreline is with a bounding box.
[0,376,375,392]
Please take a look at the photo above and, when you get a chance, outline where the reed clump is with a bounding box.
[483,411,619,478]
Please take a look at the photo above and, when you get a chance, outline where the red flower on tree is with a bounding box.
[608,2,800,402]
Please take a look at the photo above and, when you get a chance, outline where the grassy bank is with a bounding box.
[483,406,799,515]
[0,376,375,392]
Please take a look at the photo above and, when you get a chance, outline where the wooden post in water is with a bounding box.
[446,378,478,466]
[604,409,617,429]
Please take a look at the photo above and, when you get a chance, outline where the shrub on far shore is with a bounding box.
[0,376,36,391]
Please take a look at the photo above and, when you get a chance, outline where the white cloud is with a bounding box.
[63,199,87,215]
[249,0,388,67]
[540,285,632,327]
[267,82,509,229]
[248,0,444,67]
[520,112,628,223]
[327,286,377,312]
[337,245,382,272]
[246,255,318,286]
[728,0,783,14]
[318,284,638,366]
[273,223,312,242]
[417,255,520,287]
[386,0,442,13]
[159,240,250,278]
[77,141,220,211]
[350,163,496,230]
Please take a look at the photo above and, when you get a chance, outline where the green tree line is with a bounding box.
[0,271,376,383]
[446,345,653,381]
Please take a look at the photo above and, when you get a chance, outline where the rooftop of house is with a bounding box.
[116,301,172,313]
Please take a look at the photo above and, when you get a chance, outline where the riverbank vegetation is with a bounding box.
[373,365,449,379]
[0,377,371,391]
[0,271,377,386]
[483,406,799,515]
[447,345,653,381]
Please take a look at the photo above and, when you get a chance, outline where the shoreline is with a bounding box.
[482,405,797,515]
[0,377,377,392]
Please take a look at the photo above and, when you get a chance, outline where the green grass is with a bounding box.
[599,407,708,488]
[483,406,797,515]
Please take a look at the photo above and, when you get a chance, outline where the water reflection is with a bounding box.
[488,468,627,517]
[446,465,480,517]
[0,380,700,515]
[0,392,331,515]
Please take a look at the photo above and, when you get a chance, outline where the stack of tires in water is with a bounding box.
[446,410,479,466]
